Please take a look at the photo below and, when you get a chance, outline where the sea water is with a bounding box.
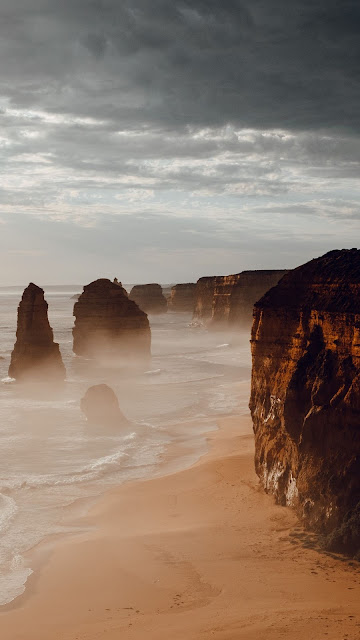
[0,287,251,605]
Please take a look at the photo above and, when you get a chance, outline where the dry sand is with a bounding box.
[1,414,359,640]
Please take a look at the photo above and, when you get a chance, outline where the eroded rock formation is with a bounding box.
[193,277,216,323]
[81,384,129,426]
[193,270,287,329]
[129,284,167,314]
[73,279,151,363]
[168,283,196,312]
[9,283,65,381]
[250,249,360,555]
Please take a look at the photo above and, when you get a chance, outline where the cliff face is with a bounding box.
[9,283,65,381]
[73,279,151,363]
[168,283,196,312]
[193,277,216,322]
[129,284,167,314]
[250,249,360,554]
[193,270,287,329]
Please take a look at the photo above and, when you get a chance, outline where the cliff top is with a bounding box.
[197,269,288,283]
[22,282,44,297]
[81,278,128,295]
[256,249,360,313]
[171,283,196,289]
[130,283,163,291]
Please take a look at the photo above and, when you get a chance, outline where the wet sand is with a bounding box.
[1,414,359,640]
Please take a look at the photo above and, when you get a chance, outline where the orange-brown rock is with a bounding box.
[168,283,196,312]
[9,283,65,381]
[193,277,216,323]
[250,249,360,555]
[129,284,167,314]
[193,270,287,329]
[73,279,151,363]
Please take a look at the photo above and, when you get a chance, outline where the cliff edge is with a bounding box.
[250,249,360,555]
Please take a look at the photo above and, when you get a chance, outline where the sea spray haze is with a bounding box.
[0,287,251,604]
[72,279,151,366]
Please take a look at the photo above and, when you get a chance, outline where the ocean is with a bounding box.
[0,286,251,605]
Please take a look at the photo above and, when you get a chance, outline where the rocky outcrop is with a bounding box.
[250,249,360,555]
[129,284,167,314]
[9,283,65,381]
[81,384,129,426]
[168,283,196,312]
[193,277,216,323]
[73,279,151,363]
[193,270,287,329]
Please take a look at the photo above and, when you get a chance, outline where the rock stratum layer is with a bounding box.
[168,283,196,312]
[73,279,151,363]
[193,270,287,329]
[250,249,360,555]
[129,284,167,314]
[9,283,65,381]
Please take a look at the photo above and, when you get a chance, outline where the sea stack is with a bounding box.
[129,283,167,314]
[73,279,151,363]
[81,384,129,427]
[168,283,196,312]
[193,270,287,329]
[9,283,65,381]
[250,249,360,555]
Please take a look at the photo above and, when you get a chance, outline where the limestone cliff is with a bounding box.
[193,277,216,323]
[168,283,196,312]
[73,279,151,363]
[250,249,360,555]
[129,284,167,314]
[193,270,287,329]
[9,283,65,381]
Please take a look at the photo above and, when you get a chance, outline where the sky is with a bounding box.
[0,0,359,285]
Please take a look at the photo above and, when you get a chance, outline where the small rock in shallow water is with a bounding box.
[81,384,129,427]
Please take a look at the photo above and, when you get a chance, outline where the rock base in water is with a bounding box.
[81,384,129,426]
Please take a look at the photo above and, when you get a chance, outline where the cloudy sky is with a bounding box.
[0,0,359,285]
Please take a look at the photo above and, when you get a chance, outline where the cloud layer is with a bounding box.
[0,1,359,283]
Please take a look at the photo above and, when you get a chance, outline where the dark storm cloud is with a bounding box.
[0,0,359,132]
[0,0,359,286]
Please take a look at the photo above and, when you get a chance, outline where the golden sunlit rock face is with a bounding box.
[73,279,151,364]
[250,249,360,553]
[193,270,287,329]
[9,283,65,381]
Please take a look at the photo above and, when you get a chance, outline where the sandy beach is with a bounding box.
[0,414,359,640]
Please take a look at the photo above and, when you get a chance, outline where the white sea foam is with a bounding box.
[0,494,17,533]
[0,294,250,605]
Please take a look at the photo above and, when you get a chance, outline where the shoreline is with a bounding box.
[0,410,222,612]
[1,413,359,639]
